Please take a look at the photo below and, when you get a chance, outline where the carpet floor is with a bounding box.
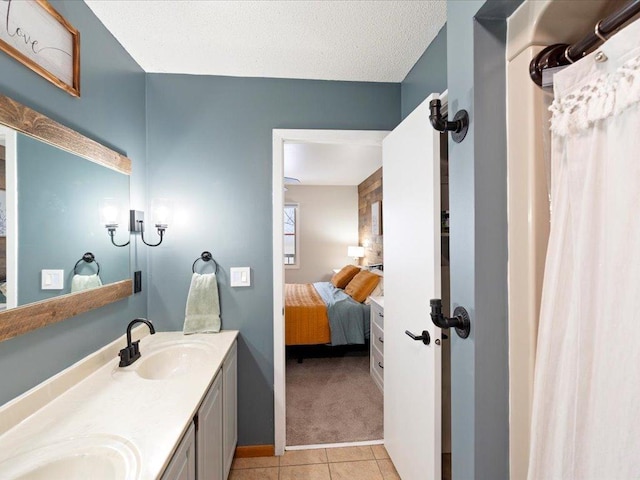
[286,353,384,446]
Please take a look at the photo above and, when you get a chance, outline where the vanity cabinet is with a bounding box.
[161,422,197,480]
[369,297,384,393]
[163,339,238,480]
[197,371,223,480]
[222,341,238,478]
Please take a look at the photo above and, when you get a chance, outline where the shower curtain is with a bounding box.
[528,20,640,480]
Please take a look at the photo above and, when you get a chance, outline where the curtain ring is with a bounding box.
[594,20,608,42]
[564,46,575,64]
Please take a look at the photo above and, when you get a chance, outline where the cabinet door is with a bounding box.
[197,371,223,480]
[162,422,196,480]
[222,341,238,479]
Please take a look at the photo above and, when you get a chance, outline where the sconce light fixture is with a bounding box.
[138,198,173,247]
[100,198,129,247]
[347,245,365,264]
[101,198,173,248]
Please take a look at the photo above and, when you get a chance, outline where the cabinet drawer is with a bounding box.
[370,345,384,393]
[372,321,384,354]
[372,344,384,381]
[371,304,384,329]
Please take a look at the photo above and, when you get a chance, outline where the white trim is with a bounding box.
[0,126,17,308]
[286,439,384,451]
[272,129,389,456]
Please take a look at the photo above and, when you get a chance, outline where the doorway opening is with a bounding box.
[272,130,388,454]
[273,120,451,478]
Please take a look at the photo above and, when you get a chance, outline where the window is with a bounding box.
[284,204,299,267]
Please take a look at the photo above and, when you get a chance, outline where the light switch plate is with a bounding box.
[41,269,64,290]
[230,267,251,287]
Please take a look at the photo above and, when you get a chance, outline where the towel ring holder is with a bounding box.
[74,252,100,275]
[192,251,219,274]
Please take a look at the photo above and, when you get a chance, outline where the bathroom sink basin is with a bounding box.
[132,342,212,380]
[0,435,139,480]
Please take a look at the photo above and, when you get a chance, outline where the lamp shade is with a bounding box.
[100,198,120,226]
[151,198,173,227]
[347,246,365,258]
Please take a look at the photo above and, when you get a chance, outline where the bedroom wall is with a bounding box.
[0,0,147,405]
[358,167,383,266]
[284,185,359,284]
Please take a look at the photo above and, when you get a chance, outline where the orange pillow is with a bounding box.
[331,265,361,289]
[345,270,381,303]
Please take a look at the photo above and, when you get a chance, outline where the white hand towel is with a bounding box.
[71,274,103,293]
[183,272,220,334]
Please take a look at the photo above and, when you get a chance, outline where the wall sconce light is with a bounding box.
[347,245,365,264]
[138,198,173,247]
[101,199,173,248]
[100,198,129,247]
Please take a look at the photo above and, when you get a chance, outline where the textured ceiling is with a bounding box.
[85,0,446,83]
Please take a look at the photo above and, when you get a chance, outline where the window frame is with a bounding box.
[283,203,300,269]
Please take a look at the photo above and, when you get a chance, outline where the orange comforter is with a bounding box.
[285,283,331,346]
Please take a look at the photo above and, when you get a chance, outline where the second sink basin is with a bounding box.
[133,342,212,380]
[0,435,139,480]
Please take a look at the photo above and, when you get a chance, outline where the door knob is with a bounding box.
[405,330,431,345]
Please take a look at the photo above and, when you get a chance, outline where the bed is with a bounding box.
[285,266,383,346]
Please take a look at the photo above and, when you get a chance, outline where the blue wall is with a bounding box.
[145,74,400,445]
[0,0,147,405]
[401,25,448,119]
[445,1,522,478]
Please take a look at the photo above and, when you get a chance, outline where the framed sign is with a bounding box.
[0,0,80,97]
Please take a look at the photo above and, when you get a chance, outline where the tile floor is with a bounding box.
[230,445,399,480]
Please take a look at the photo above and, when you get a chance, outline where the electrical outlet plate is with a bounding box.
[230,267,251,287]
[41,269,64,290]
[134,270,142,293]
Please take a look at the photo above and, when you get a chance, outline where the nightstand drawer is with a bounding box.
[371,343,384,386]
[372,321,384,354]
[371,303,384,329]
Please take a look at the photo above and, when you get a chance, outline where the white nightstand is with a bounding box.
[369,296,384,393]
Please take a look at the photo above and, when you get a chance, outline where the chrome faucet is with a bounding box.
[119,318,156,367]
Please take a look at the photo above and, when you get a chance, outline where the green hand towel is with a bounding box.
[183,272,220,334]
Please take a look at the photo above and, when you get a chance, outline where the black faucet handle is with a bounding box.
[118,343,141,367]
[132,339,140,356]
[118,346,131,367]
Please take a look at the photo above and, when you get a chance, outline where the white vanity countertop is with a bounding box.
[0,329,239,479]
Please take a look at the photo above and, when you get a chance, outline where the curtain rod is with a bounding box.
[530,0,640,87]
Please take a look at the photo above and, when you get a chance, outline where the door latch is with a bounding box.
[430,299,471,339]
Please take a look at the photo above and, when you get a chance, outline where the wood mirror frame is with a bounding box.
[0,94,132,343]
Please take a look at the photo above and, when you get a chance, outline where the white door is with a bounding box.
[383,94,442,480]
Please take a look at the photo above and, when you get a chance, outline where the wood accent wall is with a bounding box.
[358,167,383,266]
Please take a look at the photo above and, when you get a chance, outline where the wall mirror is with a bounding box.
[0,94,132,342]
